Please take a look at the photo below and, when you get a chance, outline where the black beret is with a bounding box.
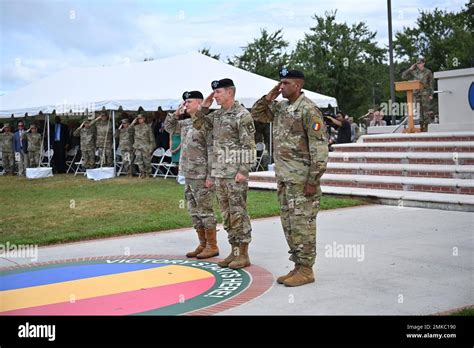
[211,78,234,90]
[279,68,305,80]
[182,90,204,100]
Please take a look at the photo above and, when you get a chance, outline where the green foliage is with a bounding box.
[394,3,474,72]
[198,47,221,60]
[291,11,386,117]
[228,28,290,81]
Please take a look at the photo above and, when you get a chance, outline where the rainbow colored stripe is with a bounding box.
[1,262,215,315]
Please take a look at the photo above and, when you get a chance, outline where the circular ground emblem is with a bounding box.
[0,255,273,315]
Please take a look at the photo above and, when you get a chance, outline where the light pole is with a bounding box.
[387,0,396,125]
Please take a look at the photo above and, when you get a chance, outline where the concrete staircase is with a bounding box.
[249,132,474,212]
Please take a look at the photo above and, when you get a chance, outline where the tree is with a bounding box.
[394,2,474,72]
[291,11,386,117]
[228,29,290,80]
[198,47,220,60]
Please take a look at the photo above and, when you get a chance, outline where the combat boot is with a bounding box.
[186,228,206,258]
[217,243,239,267]
[228,243,251,269]
[277,264,300,284]
[283,265,315,287]
[197,227,219,259]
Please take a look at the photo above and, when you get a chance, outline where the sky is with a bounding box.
[0,0,467,95]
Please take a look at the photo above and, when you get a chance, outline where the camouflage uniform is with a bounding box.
[0,130,14,174]
[165,115,193,177]
[193,101,256,245]
[251,92,328,268]
[94,118,113,166]
[116,126,134,175]
[402,67,434,131]
[132,122,156,176]
[73,126,96,169]
[24,132,42,167]
[165,112,216,231]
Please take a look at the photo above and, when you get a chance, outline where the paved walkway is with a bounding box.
[1,205,472,315]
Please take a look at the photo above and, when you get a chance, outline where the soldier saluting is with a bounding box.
[23,124,43,168]
[73,116,97,169]
[193,78,256,269]
[401,56,434,132]
[165,91,218,259]
[251,68,329,287]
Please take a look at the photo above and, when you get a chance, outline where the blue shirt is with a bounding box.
[55,123,61,141]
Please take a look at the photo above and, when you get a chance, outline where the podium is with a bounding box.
[395,80,423,133]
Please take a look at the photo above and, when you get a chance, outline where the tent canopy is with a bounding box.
[0,52,338,118]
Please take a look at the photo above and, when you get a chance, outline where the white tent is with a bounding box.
[0,52,337,117]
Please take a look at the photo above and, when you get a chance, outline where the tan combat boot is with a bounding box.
[196,227,219,259]
[228,243,251,269]
[186,228,206,258]
[283,265,315,287]
[276,264,300,284]
[217,243,240,267]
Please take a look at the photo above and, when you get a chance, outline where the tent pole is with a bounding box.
[112,110,116,176]
[269,122,273,165]
[47,114,51,167]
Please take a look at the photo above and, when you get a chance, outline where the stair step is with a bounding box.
[333,142,474,153]
[326,163,474,179]
[321,174,474,195]
[328,152,474,165]
[248,182,474,212]
[361,132,474,143]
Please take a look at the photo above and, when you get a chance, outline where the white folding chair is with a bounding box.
[40,149,54,167]
[252,142,266,172]
[151,147,165,177]
[74,157,86,176]
[153,148,177,178]
[66,146,79,174]
[115,147,126,176]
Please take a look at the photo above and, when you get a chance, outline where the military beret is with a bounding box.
[279,68,305,80]
[182,90,204,100]
[211,78,234,90]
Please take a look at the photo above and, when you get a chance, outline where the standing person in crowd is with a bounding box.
[131,114,155,178]
[325,111,352,144]
[0,123,15,175]
[13,121,28,176]
[23,124,42,168]
[369,108,386,127]
[51,114,70,173]
[402,56,434,132]
[94,108,114,167]
[251,68,328,287]
[116,118,134,176]
[193,78,256,269]
[73,116,97,170]
[166,91,218,259]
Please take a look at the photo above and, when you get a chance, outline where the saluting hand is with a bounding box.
[235,173,247,183]
[265,82,282,102]
[201,92,215,109]
[176,102,186,116]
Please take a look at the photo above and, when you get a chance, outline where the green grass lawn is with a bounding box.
[0,175,365,246]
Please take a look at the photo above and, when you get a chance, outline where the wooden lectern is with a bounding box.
[395,80,423,133]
